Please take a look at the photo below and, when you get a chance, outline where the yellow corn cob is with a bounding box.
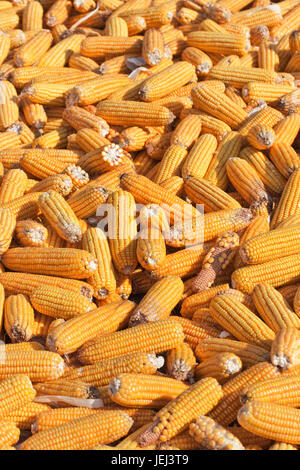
[31,407,98,433]
[96,100,175,127]
[29,174,73,197]
[154,145,187,184]
[257,41,279,70]
[269,143,300,179]
[20,410,134,450]
[119,127,150,152]
[3,402,49,431]
[270,327,300,371]
[189,415,245,450]
[250,25,270,46]
[182,46,212,77]
[38,190,82,244]
[187,31,250,56]
[278,283,300,307]
[129,276,184,326]
[77,318,184,364]
[209,361,279,426]
[76,128,110,153]
[45,0,72,27]
[234,215,270,269]
[67,185,110,218]
[82,226,117,298]
[239,105,283,137]
[65,352,163,386]
[241,374,300,407]
[21,149,81,178]
[184,177,241,212]
[209,294,275,348]
[14,30,53,67]
[0,421,20,448]
[66,75,132,107]
[22,98,47,129]
[30,286,93,320]
[21,81,74,107]
[225,425,271,449]
[0,32,10,66]
[0,350,65,382]
[192,84,248,129]
[208,66,279,88]
[4,294,34,343]
[142,28,165,66]
[293,286,300,317]
[62,165,89,191]
[240,225,300,266]
[242,82,295,105]
[115,422,156,450]
[271,3,300,40]
[107,189,137,275]
[38,34,85,68]
[2,247,98,279]
[195,351,242,383]
[246,124,275,150]
[33,378,101,399]
[170,114,202,150]
[46,300,135,355]
[22,1,43,30]
[138,377,223,445]
[203,208,253,243]
[80,35,142,58]
[192,232,239,292]
[274,112,300,145]
[136,227,166,270]
[238,400,300,444]
[68,52,100,73]
[109,373,189,408]
[139,61,196,102]
[181,134,218,180]
[32,312,54,338]
[166,342,196,382]
[32,127,71,150]
[0,81,19,131]
[271,169,300,229]
[0,375,36,418]
[0,209,16,255]
[224,85,246,108]
[160,176,185,196]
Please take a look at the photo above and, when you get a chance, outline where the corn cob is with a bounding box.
[241,374,300,407]
[166,342,196,382]
[0,209,16,255]
[0,375,36,418]
[109,373,189,408]
[3,402,49,431]
[33,378,101,400]
[77,318,184,364]
[271,169,300,229]
[269,442,298,450]
[20,410,134,450]
[2,247,98,279]
[189,415,245,450]
[274,112,300,145]
[46,300,135,355]
[129,276,184,325]
[181,134,218,180]
[269,142,300,179]
[172,316,224,350]
[0,421,20,448]
[136,227,166,270]
[209,294,275,348]
[195,351,242,383]
[181,284,230,318]
[270,327,300,371]
[184,177,241,212]
[138,377,223,446]
[209,362,279,426]
[4,294,34,343]
[81,35,142,59]
[238,400,300,444]
[14,30,53,67]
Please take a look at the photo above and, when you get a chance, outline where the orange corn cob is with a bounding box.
[226,425,272,449]
[0,209,16,255]
[274,112,300,145]
[269,142,300,179]
[67,185,110,219]
[241,374,300,407]
[0,81,19,131]
[0,375,36,418]
[46,300,135,355]
[166,342,196,382]
[22,1,43,31]
[172,316,224,350]
[181,134,218,180]
[269,442,298,450]
[136,227,166,270]
[271,169,300,229]
[81,35,142,59]
[209,294,275,348]
[187,31,250,56]
[195,351,242,383]
[77,318,184,364]
[129,276,184,326]
[3,402,49,431]
[138,377,223,446]
[0,421,20,448]
[33,378,101,399]
[181,283,230,318]
[184,177,241,212]
[4,294,34,343]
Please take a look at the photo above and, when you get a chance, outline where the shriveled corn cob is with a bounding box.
[189,416,245,450]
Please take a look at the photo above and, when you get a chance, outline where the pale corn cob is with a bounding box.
[96,100,175,127]
[0,209,16,255]
[271,169,300,229]
[65,352,163,386]
[77,318,184,364]
[138,377,223,446]
[240,225,300,265]
[2,247,98,279]
[136,227,166,270]
[192,232,239,292]
[181,134,218,180]
[0,350,65,382]
[240,146,285,195]
[269,143,300,179]
[107,189,137,275]
[274,112,300,146]
[191,84,248,129]
[238,400,300,444]
[47,300,135,355]
[189,416,245,450]
[195,352,242,383]
[0,81,19,131]
[14,30,53,67]
[129,276,184,325]
[38,190,82,243]
[109,373,189,408]
[3,402,49,431]
[187,31,250,56]
[209,362,279,426]
[209,294,275,348]
[204,131,243,190]
[166,343,196,382]
[4,294,34,343]
[139,61,196,101]
[66,75,132,107]
[241,374,300,407]
[0,272,93,299]
[30,286,93,320]
[270,327,300,371]
[20,410,134,450]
